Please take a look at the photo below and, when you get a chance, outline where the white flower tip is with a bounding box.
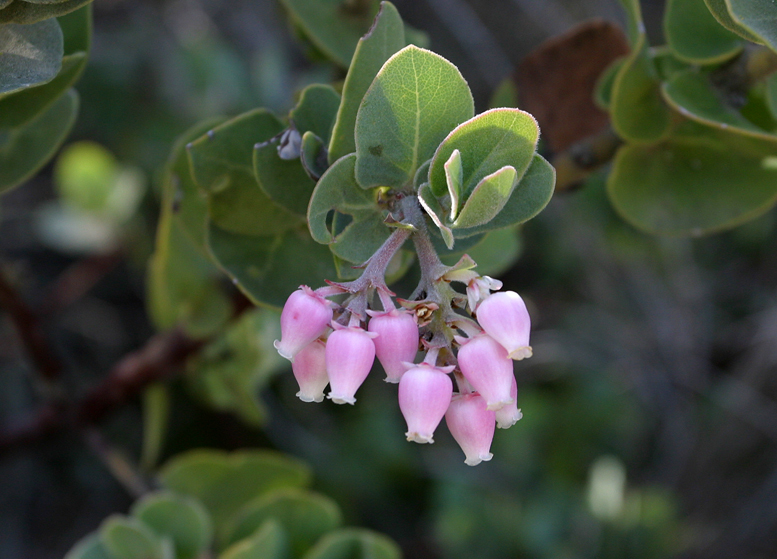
[486,398,514,412]
[296,391,324,403]
[327,393,356,405]
[509,346,532,360]
[383,375,401,384]
[406,432,434,444]
[273,340,294,361]
[464,452,493,466]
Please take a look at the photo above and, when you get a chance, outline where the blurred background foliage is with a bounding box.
[2,0,777,558]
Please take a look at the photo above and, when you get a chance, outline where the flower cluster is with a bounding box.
[274,247,532,466]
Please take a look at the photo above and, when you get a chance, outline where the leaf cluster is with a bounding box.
[64,450,401,559]
[600,0,777,236]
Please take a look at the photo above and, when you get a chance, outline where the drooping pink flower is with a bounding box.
[495,375,522,429]
[476,291,532,360]
[274,286,333,361]
[368,309,419,383]
[445,393,496,466]
[456,333,514,411]
[292,340,328,403]
[326,325,377,404]
[398,364,453,443]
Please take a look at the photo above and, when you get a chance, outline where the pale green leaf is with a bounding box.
[0,0,92,24]
[0,18,62,94]
[131,492,213,559]
[302,528,401,559]
[290,83,340,143]
[219,520,288,559]
[100,516,163,559]
[452,166,517,229]
[726,0,777,53]
[444,149,462,221]
[355,45,474,188]
[64,535,114,559]
[665,0,742,63]
[703,0,763,42]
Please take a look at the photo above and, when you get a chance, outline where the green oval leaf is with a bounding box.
[300,131,328,181]
[594,57,626,110]
[610,39,672,143]
[290,84,341,144]
[159,450,312,536]
[253,139,315,216]
[0,52,87,128]
[328,1,405,163]
[0,0,93,24]
[0,88,78,194]
[703,0,763,42]
[302,528,401,559]
[58,2,92,55]
[226,489,342,556]
[355,45,474,188]
[607,122,777,235]
[0,18,62,94]
[428,108,539,207]
[451,153,556,238]
[452,166,517,229]
[725,0,777,53]
[187,109,301,236]
[664,0,742,63]
[219,520,288,559]
[100,516,163,559]
[64,535,114,559]
[131,492,213,559]
[662,69,777,142]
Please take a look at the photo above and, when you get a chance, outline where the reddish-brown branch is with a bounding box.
[0,267,63,384]
[0,327,204,457]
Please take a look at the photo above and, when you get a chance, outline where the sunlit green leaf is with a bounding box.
[607,121,777,235]
[355,45,474,188]
[662,69,777,141]
[132,493,213,559]
[328,1,405,163]
[0,88,78,194]
[226,489,342,556]
[452,166,517,229]
[428,108,539,206]
[302,528,401,559]
[725,0,777,53]
[0,0,92,24]
[451,154,555,238]
[0,18,62,94]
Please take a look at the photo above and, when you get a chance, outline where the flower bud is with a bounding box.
[398,364,453,444]
[445,393,496,466]
[495,375,522,429]
[456,334,514,411]
[368,309,419,383]
[292,340,328,403]
[326,326,377,405]
[274,286,333,361]
[476,291,532,360]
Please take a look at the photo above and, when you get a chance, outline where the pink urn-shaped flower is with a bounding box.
[456,333,515,411]
[326,325,377,405]
[292,340,329,403]
[368,309,419,383]
[398,364,454,443]
[476,291,532,360]
[495,375,522,429]
[445,393,496,466]
[274,286,333,361]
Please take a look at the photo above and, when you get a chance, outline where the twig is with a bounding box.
[0,327,204,457]
[0,265,63,386]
